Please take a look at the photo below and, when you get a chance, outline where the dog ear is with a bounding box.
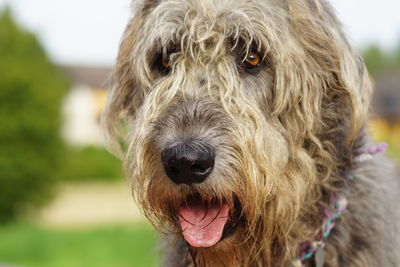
[287,0,372,144]
[103,3,152,156]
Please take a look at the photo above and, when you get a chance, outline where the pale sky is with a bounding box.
[1,0,399,66]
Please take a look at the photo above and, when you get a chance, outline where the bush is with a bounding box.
[59,146,123,182]
[0,8,68,223]
[362,44,400,78]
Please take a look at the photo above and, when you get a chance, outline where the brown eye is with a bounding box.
[157,52,173,75]
[238,51,262,74]
[161,54,170,69]
[245,52,261,67]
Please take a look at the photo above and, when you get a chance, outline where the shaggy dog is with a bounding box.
[103,0,400,266]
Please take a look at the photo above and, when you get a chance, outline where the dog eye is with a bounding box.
[155,52,173,75]
[161,54,171,69]
[239,52,262,74]
[244,52,261,68]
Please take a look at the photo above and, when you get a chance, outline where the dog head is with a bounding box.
[104,0,372,265]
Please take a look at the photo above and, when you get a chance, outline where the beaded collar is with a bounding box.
[292,142,388,267]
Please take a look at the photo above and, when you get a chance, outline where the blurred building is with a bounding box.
[373,71,400,123]
[61,65,111,146]
[370,71,400,147]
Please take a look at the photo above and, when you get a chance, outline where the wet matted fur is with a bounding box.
[103,0,400,266]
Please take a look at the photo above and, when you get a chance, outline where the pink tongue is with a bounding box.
[179,201,230,248]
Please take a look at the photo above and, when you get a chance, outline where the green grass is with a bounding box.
[0,223,158,267]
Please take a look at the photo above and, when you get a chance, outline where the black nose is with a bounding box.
[161,141,215,185]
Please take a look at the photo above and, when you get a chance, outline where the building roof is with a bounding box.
[60,65,112,89]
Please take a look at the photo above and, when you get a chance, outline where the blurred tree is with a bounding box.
[395,40,400,66]
[0,7,68,223]
[362,45,392,77]
[362,41,400,78]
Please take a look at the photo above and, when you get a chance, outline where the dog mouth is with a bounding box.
[178,194,243,248]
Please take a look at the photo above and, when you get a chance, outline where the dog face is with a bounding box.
[104,0,372,264]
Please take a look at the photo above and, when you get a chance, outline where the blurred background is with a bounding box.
[0,0,399,266]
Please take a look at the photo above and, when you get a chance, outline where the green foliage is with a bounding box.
[362,43,400,77]
[362,45,390,77]
[0,8,68,222]
[0,223,158,267]
[60,146,123,182]
[396,42,400,66]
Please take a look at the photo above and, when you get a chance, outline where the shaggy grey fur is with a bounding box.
[103,0,400,266]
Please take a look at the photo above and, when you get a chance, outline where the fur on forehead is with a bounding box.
[107,0,371,151]
[135,0,290,59]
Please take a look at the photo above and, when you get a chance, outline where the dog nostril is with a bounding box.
[190,164,211,175]
[161,141,215,185]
